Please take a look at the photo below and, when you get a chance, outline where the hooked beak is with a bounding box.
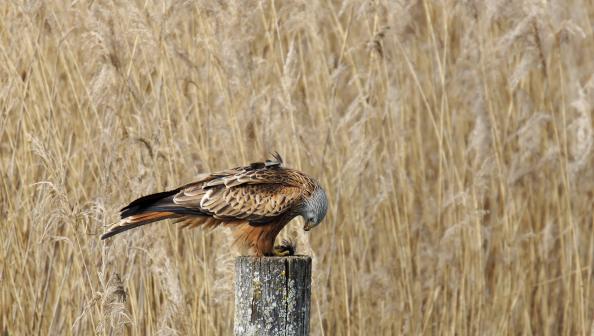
[304,221,314,231]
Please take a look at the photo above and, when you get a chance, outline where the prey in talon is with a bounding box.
[271,239,297,257]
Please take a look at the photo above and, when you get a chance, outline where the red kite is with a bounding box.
[101,153,328,256]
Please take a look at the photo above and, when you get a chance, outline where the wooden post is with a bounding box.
[234,256,312,336]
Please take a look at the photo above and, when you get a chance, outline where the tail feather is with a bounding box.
[120,189,181,218]
[101,211,180,240]
[102,188,206,240]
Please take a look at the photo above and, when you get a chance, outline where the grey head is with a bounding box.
[301,187,328,231]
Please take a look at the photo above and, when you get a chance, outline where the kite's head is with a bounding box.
[302,187,328,231]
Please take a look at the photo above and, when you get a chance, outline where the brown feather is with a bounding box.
[129,211,176,222]
[230,219,289,256]
[103,154,320,255]
[101,211,179,239]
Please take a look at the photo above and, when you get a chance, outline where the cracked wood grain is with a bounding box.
[234,256,312,336]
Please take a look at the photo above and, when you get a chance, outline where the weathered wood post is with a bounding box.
[234,256,312,336]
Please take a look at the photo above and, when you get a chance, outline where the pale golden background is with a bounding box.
[1,1,594,335]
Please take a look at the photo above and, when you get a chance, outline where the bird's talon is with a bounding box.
[272,241,295,256]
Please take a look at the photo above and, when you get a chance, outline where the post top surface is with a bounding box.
[235,255,312,262]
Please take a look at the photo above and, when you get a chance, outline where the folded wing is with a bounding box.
[173,163,304,223]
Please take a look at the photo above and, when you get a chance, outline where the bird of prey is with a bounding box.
[101,153,328,256]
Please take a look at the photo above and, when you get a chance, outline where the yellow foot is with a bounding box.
[272,239,296,256]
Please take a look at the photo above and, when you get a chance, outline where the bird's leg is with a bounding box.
[271,239,296,256]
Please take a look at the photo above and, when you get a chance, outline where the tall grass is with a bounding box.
[1,0,593,334]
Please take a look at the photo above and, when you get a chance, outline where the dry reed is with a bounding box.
[1,0,593,335]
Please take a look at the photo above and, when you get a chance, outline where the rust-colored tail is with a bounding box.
[101,188,205,240]
[101,211,179,239]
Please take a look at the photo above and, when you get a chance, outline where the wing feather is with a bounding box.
[172,169,304,222]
